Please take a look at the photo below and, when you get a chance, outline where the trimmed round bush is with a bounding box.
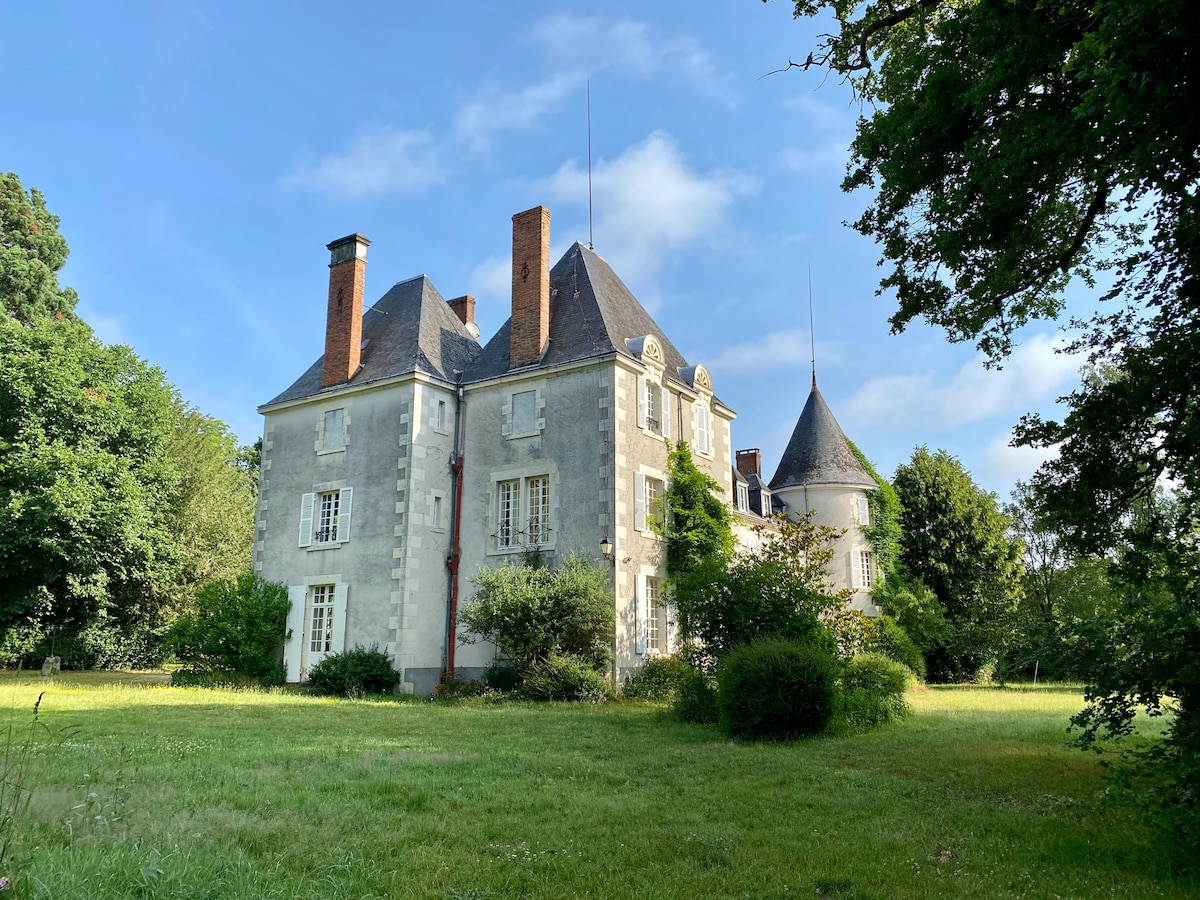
[717,639,838,740]
[839,651,911,729]
[518,654,607,702]
[622,654,696,701]
[672,666,720,724]
[307,645,400,696]
[869,616,926,680]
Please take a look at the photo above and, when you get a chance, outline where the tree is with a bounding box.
[892,448,1023,681]
[1,173,78,323]
[459,554,614,675]
[0,316,181,645]
[661,440,734,616]
[167,573,290,680]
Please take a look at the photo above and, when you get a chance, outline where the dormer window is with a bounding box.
[736,483,749,513]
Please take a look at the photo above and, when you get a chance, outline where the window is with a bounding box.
[695,403,711,454]
[645,577,661,653]
[309,584,335,653]
[636,376,672,437]
[857,497,871,526]
[634,472,665,532]
[495,475,552,550]
[855,550,875,590]
[432,495,443,529]
[511,390,537,435]
[736,483,750,513]
[435,399,446,431]
[323,408,345,450]
[298,487,353,547]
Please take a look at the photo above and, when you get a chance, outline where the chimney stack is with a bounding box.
[510,205,551,369]
[322,233,371,387]
[736,448,762,478]
[448,294,476,327]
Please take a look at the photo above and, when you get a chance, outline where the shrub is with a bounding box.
[672,666,720,724]
[517,654,606,702]
[622,654,695,701]
[838,652,911,730]
[167,573,290,681]
[717,638,838,741]
[869,616,926,680]
[482,662,521,693]
[307,645,399,696]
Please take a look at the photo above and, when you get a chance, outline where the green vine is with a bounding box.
[847,440,902,581]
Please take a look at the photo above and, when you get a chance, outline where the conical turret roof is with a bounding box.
[769,381,876,490]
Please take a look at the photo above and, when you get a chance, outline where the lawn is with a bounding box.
[1,673,1195,899]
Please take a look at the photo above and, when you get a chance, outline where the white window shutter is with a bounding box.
[635,574,648,654]
[332,583,349,653]
[660,387,671,439]
[634,472,646,532]
[666,603,678,654]
[298,493,315,547]
[850,551,863,589]
[338,487,353,541]
[858,497,870,526]
[285,585,306,683]
[637,375,648,428]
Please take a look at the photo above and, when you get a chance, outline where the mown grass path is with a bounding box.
[2,674,1195,899]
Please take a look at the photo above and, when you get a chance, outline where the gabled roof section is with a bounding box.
[769,384,876,490]
[466,242,697,389]
[262,276,481,408]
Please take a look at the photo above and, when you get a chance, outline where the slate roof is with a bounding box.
[262,276,481,408]
[466,242,703,392]
[768,382,876,490]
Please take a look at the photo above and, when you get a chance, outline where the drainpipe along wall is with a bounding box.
[444,377,466,679]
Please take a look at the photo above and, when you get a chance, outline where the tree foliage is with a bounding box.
[168,573,290,679]
[1,172,78,323]
[892,448,1024,681]
[661,440,734,605]
[847,439,902,579]
[459,554,614,675]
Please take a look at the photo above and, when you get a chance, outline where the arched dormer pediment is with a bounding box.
[626,334,664,365]
[679,363,711,393]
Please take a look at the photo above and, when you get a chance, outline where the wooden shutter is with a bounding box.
[850,551,863,589]
[637,375,648,428]
[857,497,870,526]
[634,472,646,532]
[635,573,648,654]
[284,585,306,682]
[660,386,671,439]
[338,487,353,541]
[298,493,315,547]
[332,583,349,653]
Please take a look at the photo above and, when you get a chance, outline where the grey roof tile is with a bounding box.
[769,383,876,490]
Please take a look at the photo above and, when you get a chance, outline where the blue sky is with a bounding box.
[2,1,1090,498]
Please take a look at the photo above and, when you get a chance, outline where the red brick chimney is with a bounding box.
[448,295,476,327]
[736,448,762,478]
[510,206,551,369]
[322,233,371,387]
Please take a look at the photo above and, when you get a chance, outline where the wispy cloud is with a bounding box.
[712,329,833,374]
[542,131,756,284]
[281,127,442,199]
[847,332,1083,428]
[981,431,1060,489]
[780,94,855,172]
[454,74,583,151]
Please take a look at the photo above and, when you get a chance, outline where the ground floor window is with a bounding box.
[309,584,335,653]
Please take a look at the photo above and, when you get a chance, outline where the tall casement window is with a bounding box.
[298,487,353,547]
[309,584,335,653]
[495,475,552,550]
[636,375,672,438]
[645,576,661,653]
[636,573,670,654]
[853,550,875,590]
[694,402,712,455]
[857,497,871,526]
[633,472,665,533]
[736,483,750,513]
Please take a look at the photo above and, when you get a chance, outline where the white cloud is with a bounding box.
[454,73,582,151]
[848,332,1083,429]
[712,330,823,375]
[531,15,736,106]
[981,432,1060,486]
[281,127,442,199]
[541,131,756,284]
[469,255,511,302]
[781,94,855,172]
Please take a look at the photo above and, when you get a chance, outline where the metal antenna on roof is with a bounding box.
[808,265,817,391]
[587,80,594,251]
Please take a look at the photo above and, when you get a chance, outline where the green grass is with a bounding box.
[1,674,1195,899]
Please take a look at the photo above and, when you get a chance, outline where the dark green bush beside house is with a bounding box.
[307,645,400,696]
[718,638,839,741]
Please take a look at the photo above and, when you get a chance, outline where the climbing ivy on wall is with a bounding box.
[847,440,902,581]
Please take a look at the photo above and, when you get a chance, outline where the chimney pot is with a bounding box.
[448,295,476,326]
[736,448,762,478]
[322,233,371,387]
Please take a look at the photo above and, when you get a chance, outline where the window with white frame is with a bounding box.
[636,375,672,438]
[495,475,552,550]
[298,487,353,547]
[435,399,447,431]
[634,472,665,532]
[431,495,443,529]
[645,576,662,652]
[857,497,871,527]
[736,483,750,513]
[855,549,875,590]
[309,584,335,653]
[322,408,345,450]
